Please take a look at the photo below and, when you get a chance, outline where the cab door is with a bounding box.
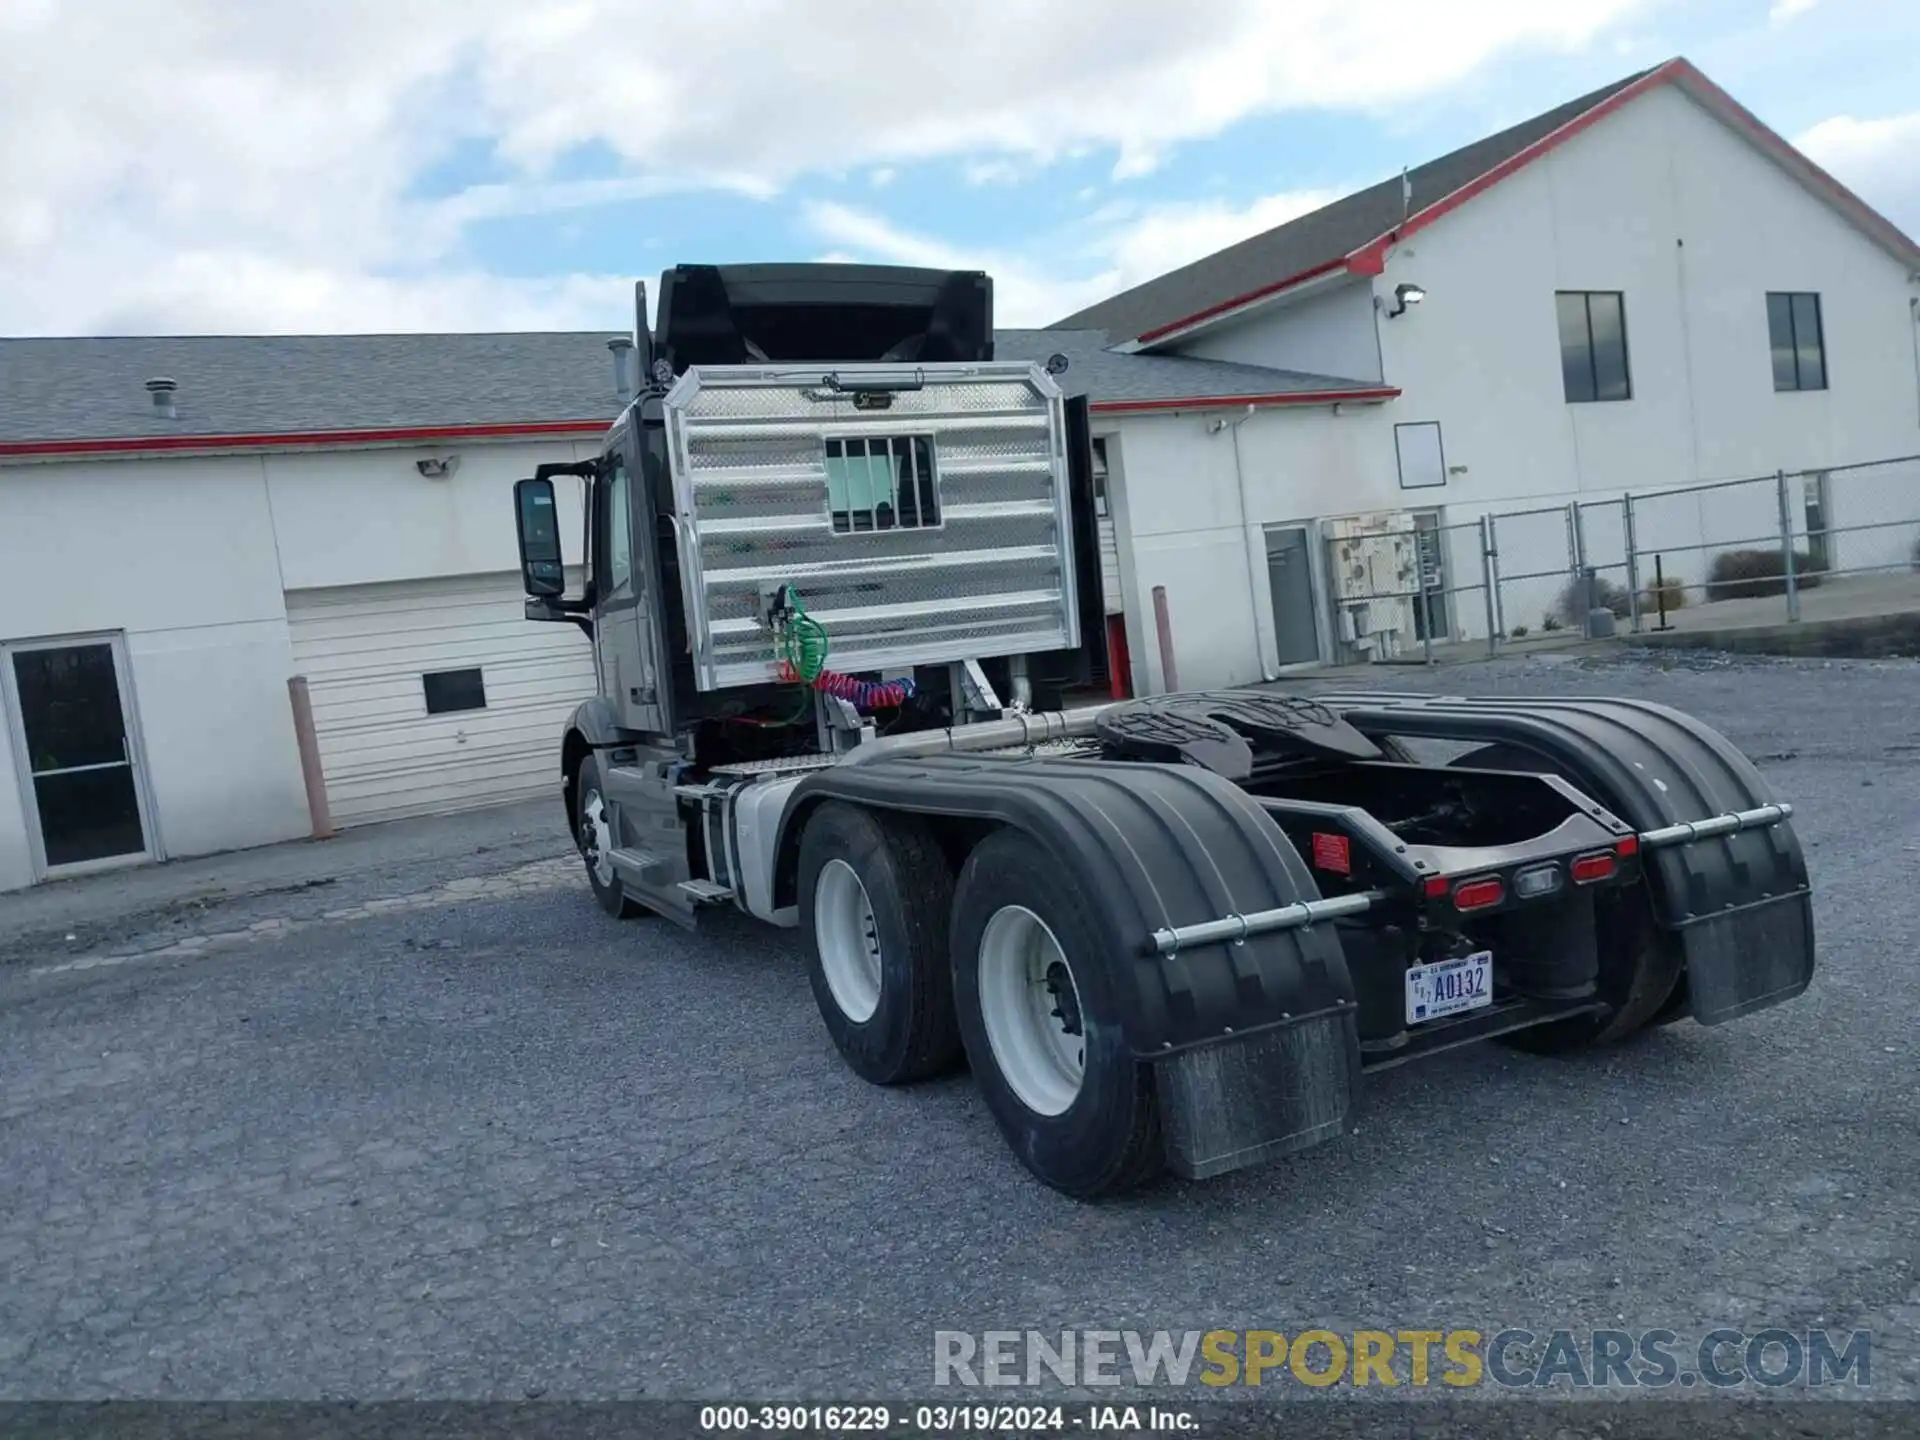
[590,428,652,732]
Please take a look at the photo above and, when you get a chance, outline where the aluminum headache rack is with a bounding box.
[1149,802,1797,956]
[662,360,1081,692]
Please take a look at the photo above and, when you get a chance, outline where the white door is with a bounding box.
[286,571,597,827]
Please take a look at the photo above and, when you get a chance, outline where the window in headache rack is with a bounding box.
[824,435,940,534]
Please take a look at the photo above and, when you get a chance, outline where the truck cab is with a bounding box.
[512,263,1108,925]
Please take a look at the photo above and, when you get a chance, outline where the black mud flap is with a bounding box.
[1155,1010,1360,1181]
[1326,691,1817,1027]
[1674,891,1816,1025]
[782,755,1364,1174]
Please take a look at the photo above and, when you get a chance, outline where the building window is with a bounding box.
[1394,421,1447,489]
[1767,292,1827,391]
[824,435,939,533]
[1091,437,1110,517]
[423,667,486,715]
[1555,291,1631,403]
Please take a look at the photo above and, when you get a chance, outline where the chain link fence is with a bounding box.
[1624,454,1920,630]
[1319,449,1920,665]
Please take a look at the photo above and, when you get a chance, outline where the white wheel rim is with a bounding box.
[815,859,882,1023]
[580,788,615,887]
[978,905,1085,1116]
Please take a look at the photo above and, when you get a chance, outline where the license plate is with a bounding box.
[1406,951,1493,1025]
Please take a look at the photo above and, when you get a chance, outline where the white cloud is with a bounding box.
[1795,110,1920,240]
[1768,0,1821,22]
[1,0,1648,333]
[1094,190,1345,293]
[802,188,1343,328]
[962,159,1027,187]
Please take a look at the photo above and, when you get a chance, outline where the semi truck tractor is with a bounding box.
[509,262,1816,1197]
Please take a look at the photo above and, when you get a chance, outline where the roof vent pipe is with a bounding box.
[608,337,635,406]
[145,377,178,420]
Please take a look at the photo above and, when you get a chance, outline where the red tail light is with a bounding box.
[1453,877,1505,911]
[1423,874,1450,898]
[1571,851,1617,884]
[1614,834,1640,858]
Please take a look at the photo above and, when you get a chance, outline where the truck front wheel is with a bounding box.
[574,754,647,919]
[797,802,961,1085]
[951,830,1164,1199]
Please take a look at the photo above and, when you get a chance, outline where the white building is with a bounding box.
[0,328,1382,891]
[1056,56,1920,691]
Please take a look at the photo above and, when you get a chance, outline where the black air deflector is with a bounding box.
[653,263,994,372]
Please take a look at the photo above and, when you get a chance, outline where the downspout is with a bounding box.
[1214,403,1279,683]
[1910,296,1920,430]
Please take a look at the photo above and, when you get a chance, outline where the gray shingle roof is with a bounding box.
[0,332,628,446]
[0,329,1382,448]
[996,329,1377,407]
[1050,69,1653,343]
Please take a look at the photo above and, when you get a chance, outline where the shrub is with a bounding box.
[1541,614,1563,632]
[1705,548,1826,600]
[1510,625,1530,638]
[1553,573,1633,626]
[1641,575,1688,613]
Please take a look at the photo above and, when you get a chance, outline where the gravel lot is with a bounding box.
[1,650,1915,1409]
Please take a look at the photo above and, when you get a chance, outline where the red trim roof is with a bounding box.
[0,418,611,461]
[1131,257,1353,347]
[1091,386,1399,414]
[1137,58,1920,350]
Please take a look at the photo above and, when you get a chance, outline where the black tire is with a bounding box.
[950,829,1164,1199]
[797,801,961,1085]
[574,753,647,919]
[1449,743,1683,1053]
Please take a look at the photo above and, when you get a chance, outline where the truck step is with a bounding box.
[678,879,735,905]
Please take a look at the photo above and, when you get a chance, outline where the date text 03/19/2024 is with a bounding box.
[697,1404,1199,1433]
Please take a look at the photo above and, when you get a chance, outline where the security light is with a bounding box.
[1385,282,1427,319]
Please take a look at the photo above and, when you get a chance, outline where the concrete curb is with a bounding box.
[1628,611,1920,659]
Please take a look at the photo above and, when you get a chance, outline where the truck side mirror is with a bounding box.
[513,477,566,597]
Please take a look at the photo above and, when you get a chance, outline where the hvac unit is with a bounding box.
[1326,511,1419,661]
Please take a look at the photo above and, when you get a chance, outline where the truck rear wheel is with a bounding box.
[1449,743,1682,1052]
[574,754,647,919]
[950,830,1164,1199]
[797,802,961,1085]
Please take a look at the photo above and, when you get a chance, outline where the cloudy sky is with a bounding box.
[2,0,1915,336]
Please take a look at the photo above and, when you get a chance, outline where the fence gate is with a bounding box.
[1489,505,1578,643]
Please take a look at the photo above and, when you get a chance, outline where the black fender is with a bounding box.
[565,695,631,748]
[782,753,1357,1054]
[1325,692,1815,1026]
[782,753,1363,1178]
[559,697,640,830]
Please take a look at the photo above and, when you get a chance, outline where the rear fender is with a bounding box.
[783,755,1363,1178]
[1328,692,1815,1025]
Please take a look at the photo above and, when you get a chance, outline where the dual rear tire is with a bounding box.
[797,804,1163,1198]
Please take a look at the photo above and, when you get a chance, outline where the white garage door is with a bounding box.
[286,571,597,827]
